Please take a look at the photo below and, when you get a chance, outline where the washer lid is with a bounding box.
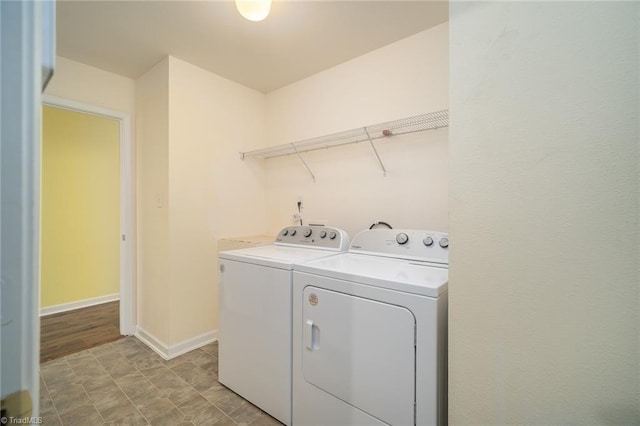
[219,244,344,269]
[294,253,448,297]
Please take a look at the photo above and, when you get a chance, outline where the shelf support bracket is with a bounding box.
[291,143,316,182]
[364,127,387,176]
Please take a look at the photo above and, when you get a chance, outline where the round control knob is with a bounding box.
[329,231,337,240]
[439,237,449,248]
[290,229,297,236]
[423,236,434,246]
[304,228,312,237]
[283,229,289,236]
[396,232,409,245]
[320,231,327,238]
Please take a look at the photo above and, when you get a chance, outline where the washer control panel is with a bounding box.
[275,226,350,251]
[349,229,449,264]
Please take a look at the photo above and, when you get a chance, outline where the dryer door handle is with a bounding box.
[304,319,319,351]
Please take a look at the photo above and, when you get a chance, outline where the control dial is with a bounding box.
[396,232,409,245]
[439,237,449,248]
[290,229,297,236]
[303,228,312,237]
[329,231,337,240]
[283,229,289,236]
[320,231,327,238]
[423,236,434,246]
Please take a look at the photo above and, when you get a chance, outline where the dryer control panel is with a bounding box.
[349,229,448,264]
[275,226,350,251]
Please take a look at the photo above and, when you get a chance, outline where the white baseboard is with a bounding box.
[135,326,217,361]
[40,293,120,316]
[135,327,170,359]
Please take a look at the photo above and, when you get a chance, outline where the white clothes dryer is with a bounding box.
[292,229,449,426]
[218,226,350,425]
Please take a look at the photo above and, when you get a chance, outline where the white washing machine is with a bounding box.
[218,226,350,425]
[292,229,449,426]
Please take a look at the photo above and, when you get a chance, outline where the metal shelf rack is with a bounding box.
[240,109,449,181]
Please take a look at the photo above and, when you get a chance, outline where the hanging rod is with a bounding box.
[239,109,448,179]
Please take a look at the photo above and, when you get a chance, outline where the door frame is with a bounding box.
[41,95,136,335]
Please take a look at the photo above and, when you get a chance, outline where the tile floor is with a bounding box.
[39,337,282,425]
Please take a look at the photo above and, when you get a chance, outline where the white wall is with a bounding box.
[449,2,639,424]
[264,24,449,237]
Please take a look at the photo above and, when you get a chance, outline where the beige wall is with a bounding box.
[449,2,639,423]
[136,58,170,342]
[136,57,267,347]
[45,57,135,115]
[263,24,449,237]
[167,57,267,344]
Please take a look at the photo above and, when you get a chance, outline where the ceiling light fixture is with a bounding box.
[235,0,271,22]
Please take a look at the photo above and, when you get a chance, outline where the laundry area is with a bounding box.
[0,0,638,425]
[131,6,451,422]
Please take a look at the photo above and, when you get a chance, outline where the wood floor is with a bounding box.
[40,301,123,363]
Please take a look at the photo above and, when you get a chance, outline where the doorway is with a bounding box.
[40,96,135,346]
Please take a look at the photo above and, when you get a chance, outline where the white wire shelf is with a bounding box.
[240,109,449,181]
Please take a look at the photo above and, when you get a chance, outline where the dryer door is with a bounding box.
[302,286,416,426]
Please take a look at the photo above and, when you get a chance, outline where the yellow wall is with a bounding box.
[41,105,120,307]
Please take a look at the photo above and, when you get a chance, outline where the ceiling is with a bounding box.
[57,0,448,93]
